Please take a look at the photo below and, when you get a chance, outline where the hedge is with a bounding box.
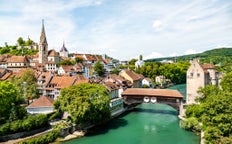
[0,114,48,136]
[19,129,59,144]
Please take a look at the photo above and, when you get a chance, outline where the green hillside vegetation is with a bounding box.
[146,48,232,62]
[146,48,232,73]
[0,37,38,55]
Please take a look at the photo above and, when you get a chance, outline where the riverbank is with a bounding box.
[59,107,128,142]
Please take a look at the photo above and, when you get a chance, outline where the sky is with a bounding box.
[0,0,232,60]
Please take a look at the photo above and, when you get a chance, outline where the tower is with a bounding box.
[59,41,69,58]
[39,20,48,64]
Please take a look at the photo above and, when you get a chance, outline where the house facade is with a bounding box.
[186,59,218,104]
[119,69,143,88]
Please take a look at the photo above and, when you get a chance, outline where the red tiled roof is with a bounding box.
[144,78,152,82]
[123,70,143,81]
[201,64,215,69]
[7,56,29,63]
[27,96,54,108]
[122,88,183,98]
[49,75,76,88]
[0,72,12,80]
[104,82,119,91]
[48,49,59,57]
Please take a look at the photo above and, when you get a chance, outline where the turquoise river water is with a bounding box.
[64,84,200,144]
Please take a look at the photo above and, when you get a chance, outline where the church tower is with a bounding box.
[39,20,48,64]
[59,41,69,58]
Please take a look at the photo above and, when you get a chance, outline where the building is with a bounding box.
[26,96,54,114]
[59,42,69,58]
[103,82,124,116]
[142,78,153,88]
[186,59,218,104]
[119,69,143,88]
[38,20,48,64]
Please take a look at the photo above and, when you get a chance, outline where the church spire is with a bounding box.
[40,19,47,44]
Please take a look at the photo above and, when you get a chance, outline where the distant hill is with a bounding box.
[145,48,232,62]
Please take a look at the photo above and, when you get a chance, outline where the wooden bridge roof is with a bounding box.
[121,88,183,98]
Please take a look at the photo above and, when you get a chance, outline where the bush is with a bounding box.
[0,114,48,136]
[19,129,59,144]
[180,117,202,132]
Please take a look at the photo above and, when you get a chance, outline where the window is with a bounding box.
[190,73,193,77]
[197,73,200,77]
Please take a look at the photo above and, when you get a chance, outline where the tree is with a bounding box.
[75,57,83,63]
[94,61,105,77]
[10,68,39,104]
[0,81,23,123]
[220,72,232,92]
[139,55,143,60]
[17,37,25,46]
[55,83,111,126]
[58,60,75,66]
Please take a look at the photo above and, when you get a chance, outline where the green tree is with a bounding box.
[75,57,83,63]
[55,83,110,126]
[10,69,39,104]
[0,81,22,123]
[58,60,75,66]
[94,61,105,77]
[17,37,25,46]
[220,72,232,92]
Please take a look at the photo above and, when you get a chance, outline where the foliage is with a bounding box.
[0,81,23,123]
[142,84,150,88]
[112,68,120,75]
[136,61,189,84]
[0,114,48,136]
[94,61,105,77]
[220,72,232,92]
[75,57,83,63]
[10,68,39,103]
[58,59,75,66]
[185,77,232,143]
[55,83,111,126]
[180,117,202,132]
[19,129,59,144]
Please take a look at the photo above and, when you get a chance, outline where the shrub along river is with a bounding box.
[64,84,200,144]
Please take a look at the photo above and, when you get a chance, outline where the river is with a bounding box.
[64,84,200,144]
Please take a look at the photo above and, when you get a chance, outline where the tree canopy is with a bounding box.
[0,81,24,123]
[54,83,111,126]
[10,68,39,104]
[94,61,105,77]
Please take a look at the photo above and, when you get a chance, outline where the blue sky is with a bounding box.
[0,0,232,60]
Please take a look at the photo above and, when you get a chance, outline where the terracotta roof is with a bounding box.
[61,65,76,72]
[75,54,85,60]
[49,75,76,88]
[7,56,29,63]
[38,72,52,86]
[122,88,183,98]
[48,49,59,57]
[0,72,12,80]
[27,96,53,108]
[73,79,89,85]
[144,78,152,82]
[201,64,215,69]
[122,70,143,81]
[104,58,111,64]
[77,74,87,80]
[104,82,119,91]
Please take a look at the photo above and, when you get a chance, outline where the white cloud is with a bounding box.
[144,52,164,60]
[152,20,163,31]
[184,49,200,55]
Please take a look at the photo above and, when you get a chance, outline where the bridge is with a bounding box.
[121,88,184,114]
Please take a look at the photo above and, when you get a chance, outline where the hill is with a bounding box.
[146,48,232,62]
